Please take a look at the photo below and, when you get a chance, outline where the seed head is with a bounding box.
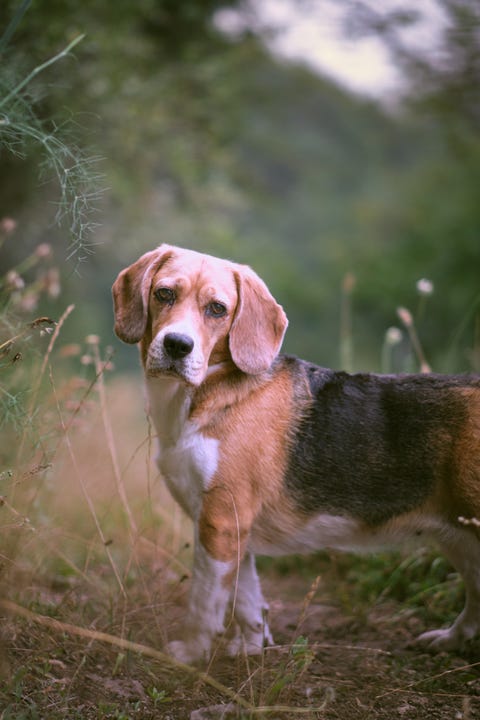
[385,327,402,346]
[416,278,434,296]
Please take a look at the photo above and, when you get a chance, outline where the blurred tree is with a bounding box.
[338,0,480,371]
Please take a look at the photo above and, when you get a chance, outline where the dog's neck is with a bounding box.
[145,364,269,447]
[145,376,194,448]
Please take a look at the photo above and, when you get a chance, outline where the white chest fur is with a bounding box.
[145,377,219,519]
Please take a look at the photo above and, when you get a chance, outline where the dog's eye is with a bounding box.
[154,287,175,304]
[206,301,227,318]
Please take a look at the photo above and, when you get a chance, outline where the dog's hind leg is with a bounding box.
[226,552,274,656]
[416,525,480,651]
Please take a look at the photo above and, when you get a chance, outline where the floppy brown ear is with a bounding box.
[229,266,288,374]
[112,246,173,344]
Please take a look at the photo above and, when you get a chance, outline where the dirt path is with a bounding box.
[2,567,480,719]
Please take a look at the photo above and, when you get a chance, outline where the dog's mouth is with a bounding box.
[146,360,204,386]
[147,364,185,380]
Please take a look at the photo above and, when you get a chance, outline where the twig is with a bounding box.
[12,306,74,501]
[0,317,56,357]
[397,307,431,373]
[34,304,75,408]
[0,35,85,111]
[375,660,480,699]
[292,574,322,639]
[90,340,138,537]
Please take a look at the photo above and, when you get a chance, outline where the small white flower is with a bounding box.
[35,243,53,259]
[6,270,24,291]
[85,334,100,345]
[1,217,17,234]
[385,327,403,345]
[416,278,434,296]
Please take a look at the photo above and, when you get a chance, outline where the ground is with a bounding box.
[1,557,479,720]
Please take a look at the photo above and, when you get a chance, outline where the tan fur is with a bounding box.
[453,388,480,531]
[196,365,299,564]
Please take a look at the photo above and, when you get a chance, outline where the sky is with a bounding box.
[215,0,446,99]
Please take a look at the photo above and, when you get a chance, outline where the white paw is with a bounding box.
[415,626,473,652]
[226,627,274,657]
[167,638,210,665]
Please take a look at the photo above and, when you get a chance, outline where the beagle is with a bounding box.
[113,244,480,664]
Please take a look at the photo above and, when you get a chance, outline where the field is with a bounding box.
[1,337,480,719]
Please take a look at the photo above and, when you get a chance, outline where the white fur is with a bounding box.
[146,376,219,518]
[251,512,447,556]
[168,536,234,663]
[226,552,273,656]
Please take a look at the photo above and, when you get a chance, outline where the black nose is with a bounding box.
[163,332,194,360]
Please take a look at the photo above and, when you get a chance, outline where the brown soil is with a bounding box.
[1,565,479,720]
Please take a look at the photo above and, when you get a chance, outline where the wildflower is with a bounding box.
[5,270,25,291]
[35,243,53,259]
[40,327,54,337]
[385,327,402,346]
[43,268,61,298]
[85,334,100,345]
[416,278,434,296]
[0,217,17,234]
[19,293,39,312]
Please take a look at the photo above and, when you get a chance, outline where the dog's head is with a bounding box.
[112,245,288,385]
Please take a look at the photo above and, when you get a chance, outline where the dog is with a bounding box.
[112,244,480,664]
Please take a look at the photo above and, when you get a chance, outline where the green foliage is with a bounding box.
[0,34,103,264]
[263,635,315,706]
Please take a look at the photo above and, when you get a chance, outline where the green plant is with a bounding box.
[0,2,103,495]
[147,685,171,706]
[263,636,315,706]
[0,3,103,264]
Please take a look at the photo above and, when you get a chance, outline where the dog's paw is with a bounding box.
[414,626,474,652]
[167,639,210,665]
[225,627,274,657]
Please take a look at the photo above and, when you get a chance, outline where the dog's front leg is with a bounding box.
[167,483,259,663]
[167,529,234,664]
[226,552,274,656]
